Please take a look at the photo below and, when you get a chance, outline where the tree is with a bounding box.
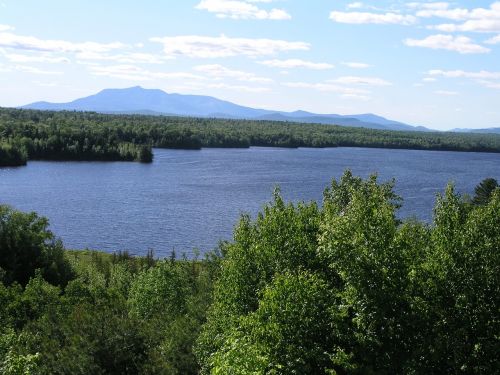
[0,206,74,286]
[472,178,499,205]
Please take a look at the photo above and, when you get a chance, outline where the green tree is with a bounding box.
[0,206,74,286]
[472,177,499,205]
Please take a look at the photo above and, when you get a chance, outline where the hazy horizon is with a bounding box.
[1,1,499,130]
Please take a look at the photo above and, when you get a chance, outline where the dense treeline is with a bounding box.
[0,142,27,167]
[1,174,499,374]
[2,107,500,166]
[0,204,220,374]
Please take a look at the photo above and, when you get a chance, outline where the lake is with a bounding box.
[1,147,499,257]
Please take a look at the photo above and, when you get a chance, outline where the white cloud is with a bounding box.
[150,35,309,58]
[428,69,500,79]
[259,59,334,70]
[194,64,273,83]
[0,32,126,53]
[485,34,500,44]
[33,81,58,87]
[89,64,206,82]
[477,80,500,89]
[0,31,167,67]
[14,65,63,75]
[423,77,436,82]
[76,51,165,64]
[341,93,370,100]
[407,2,450,11]
[347,2,364,9]
[0,24,12,32]
[204,82,270,92]
[435,90,459,95]
[328,76,391,86]
[341,61,371,69]
[283,81,370,96]
[404,34,490,54]
[195,0,291,20]
[0,50,70,63]
[329,11,417,25]
[422,2,500,33]
[427,69,500,90]
[416,8,468,21]
[433,20,500,33]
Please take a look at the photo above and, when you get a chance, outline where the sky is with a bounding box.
[0,1,500,130]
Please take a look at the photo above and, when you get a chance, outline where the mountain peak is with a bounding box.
[21,87,430,132]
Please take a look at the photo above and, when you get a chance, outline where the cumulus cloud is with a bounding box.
[259,59,334,70]
[341,61,371,69]
[421,2,500,33]
[428,69,500,79]
[328,76,391,86]
[406,2,450,11]
[150,35,309,58]
[477,80,500,89]
[76,51,165,64]
[416,8,468,21]
[427,69,500,90]
[404,34,490,54]
[89,64,206,82]
[0,31,126,53]
[0,24,12,32]
[204,82,270,92]
[194,64,273,83]
[329,11,417,25]
[195,0,291,20]
[88,64,272,93]
[347,2,364,9]
[0,50,70,64]
[0,31,169,66]
[485,34,500,44]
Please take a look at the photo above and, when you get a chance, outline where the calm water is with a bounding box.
[1,147,499,257]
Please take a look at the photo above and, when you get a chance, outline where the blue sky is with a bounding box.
[0,0,499,130]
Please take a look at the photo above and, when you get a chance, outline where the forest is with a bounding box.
[0,173,498,374]
[2,108,500,166]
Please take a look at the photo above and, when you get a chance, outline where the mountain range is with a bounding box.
[22,86,435,132]
[450,127,500,134]
[22,86,496,134]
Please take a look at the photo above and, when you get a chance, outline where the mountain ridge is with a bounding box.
[22,86,431,132]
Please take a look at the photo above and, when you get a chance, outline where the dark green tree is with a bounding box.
[472,177,499,205]
[0,205,74,286]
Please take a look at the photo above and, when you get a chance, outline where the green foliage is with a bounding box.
[0,330,41,375]
[195,192,324,373]
[0,205,74,286]
[211,271,335,374]
[1,173,499,374]
[2,107,500,166]
[128,260,191,319]
[0,142,27,167]
[472,177,499,205]
[197,171,500,374]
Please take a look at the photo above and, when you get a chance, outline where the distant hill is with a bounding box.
[451,127,500,134]
[23,86,431,132]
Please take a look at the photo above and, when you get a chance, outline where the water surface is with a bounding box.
[1,147,498,256]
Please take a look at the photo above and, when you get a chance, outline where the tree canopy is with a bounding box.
[2,107,500,166]
[0,173,499,374]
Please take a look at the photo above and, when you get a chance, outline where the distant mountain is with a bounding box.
[23,86,430,132]
[451,128,500,134]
